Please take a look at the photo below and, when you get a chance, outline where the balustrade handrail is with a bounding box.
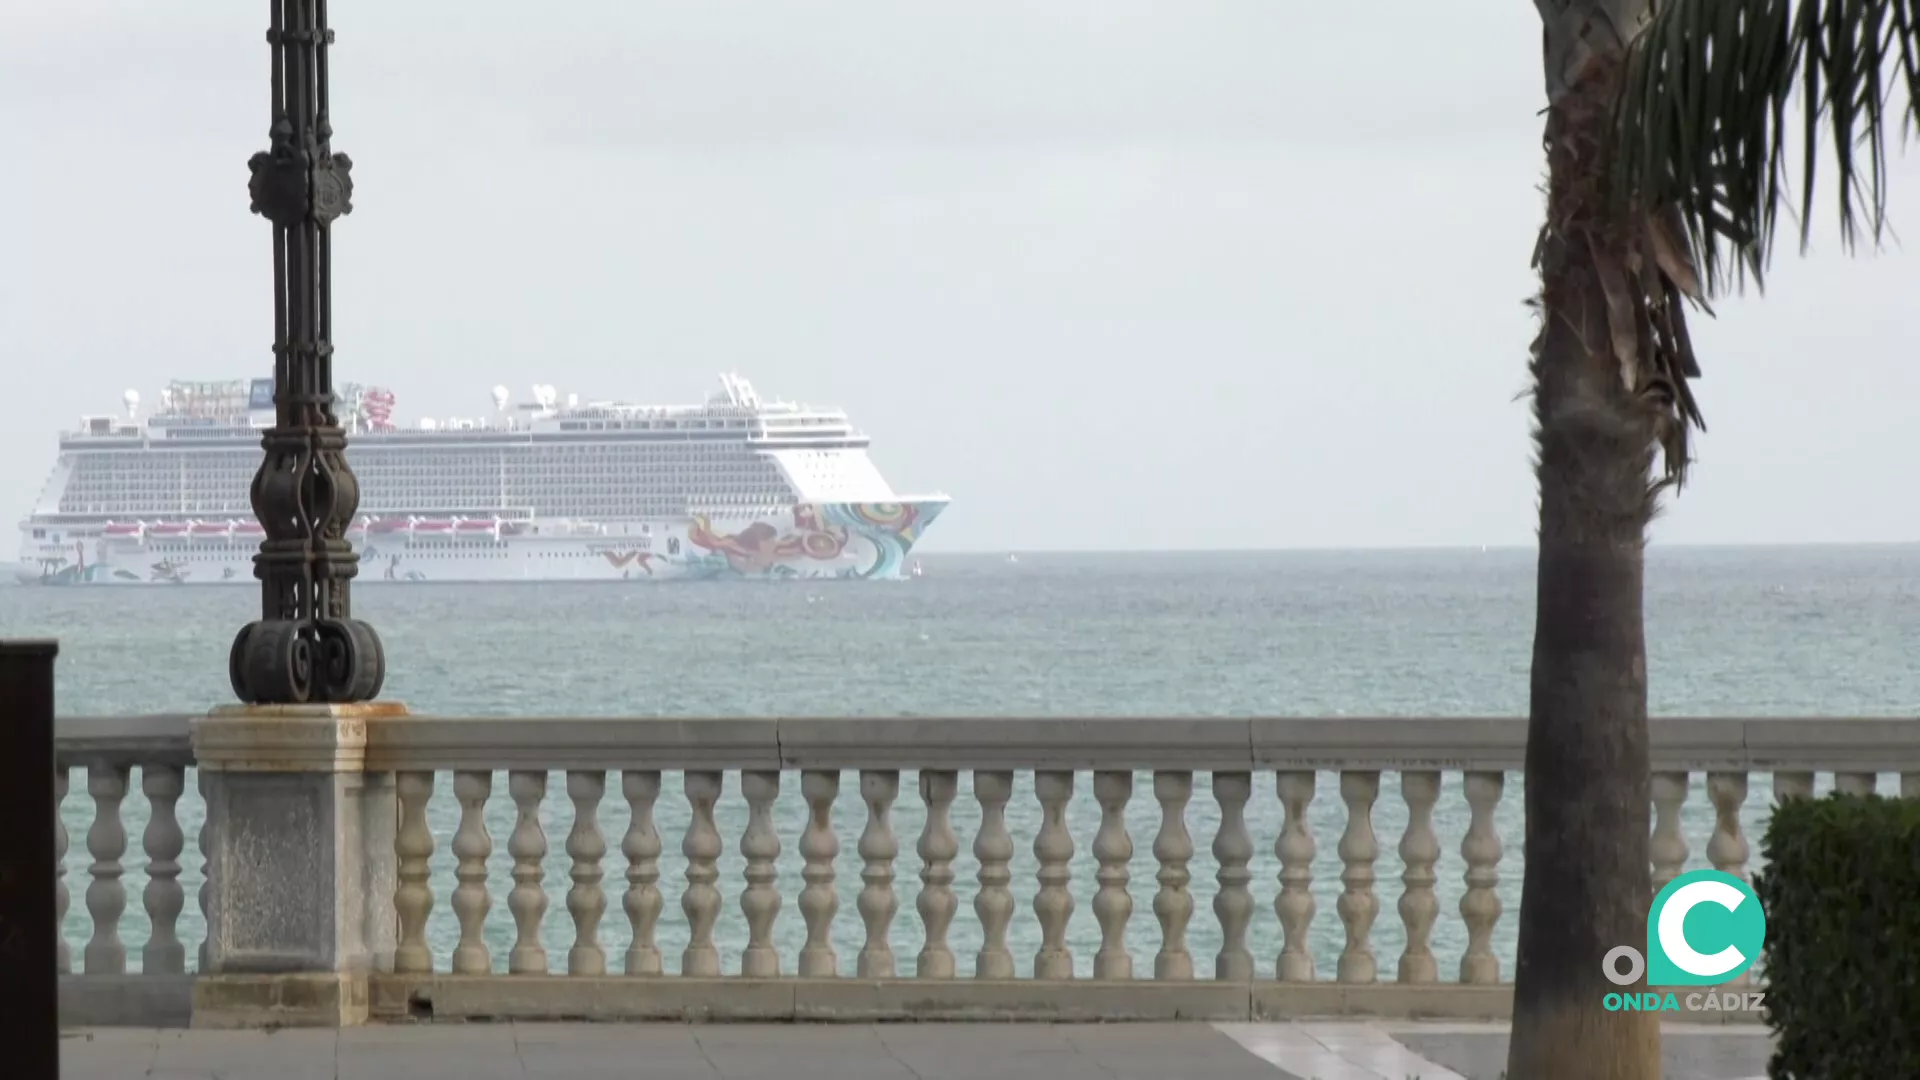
[56,714,194,769]
[52,713,1920,772]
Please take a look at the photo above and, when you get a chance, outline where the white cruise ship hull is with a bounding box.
[15,501,945,586]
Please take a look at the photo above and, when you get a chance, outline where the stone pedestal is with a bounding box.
[189,703,407,1028]
[0,641,59,1080]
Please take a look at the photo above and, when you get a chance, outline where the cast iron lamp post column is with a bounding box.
[230,0,384,704]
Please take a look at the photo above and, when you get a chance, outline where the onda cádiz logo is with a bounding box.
[1602,869,1768,1014]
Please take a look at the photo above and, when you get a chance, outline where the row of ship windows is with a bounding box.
[68,465,788,483]
[60,497,794,516]
[404,453,793,467]
[66,477,791,495]
[67,452,850,482]
[67,464,791,486]
[63,478,791,495]
[70,475,796,489]
[76,441,808,459]
[557,419,750,430]
[118,538,691,553]
[67,494,797,509]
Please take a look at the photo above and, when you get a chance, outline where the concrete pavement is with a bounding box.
[58,1021,1775,1079]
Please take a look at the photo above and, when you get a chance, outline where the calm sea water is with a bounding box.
[10,546,1918,977]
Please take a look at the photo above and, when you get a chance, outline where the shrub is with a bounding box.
[1754,792,1920,1079]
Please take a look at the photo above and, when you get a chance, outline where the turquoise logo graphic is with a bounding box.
[1603,869,1766,988]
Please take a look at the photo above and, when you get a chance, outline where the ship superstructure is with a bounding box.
[16,375,946,584]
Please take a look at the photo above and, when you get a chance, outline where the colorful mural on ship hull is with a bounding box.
[687,500,941,581]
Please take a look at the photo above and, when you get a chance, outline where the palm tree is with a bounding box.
[1509,2,1916,1077]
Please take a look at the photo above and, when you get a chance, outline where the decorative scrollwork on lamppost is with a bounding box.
[230,0,384,705]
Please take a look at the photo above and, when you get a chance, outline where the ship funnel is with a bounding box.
[122,389,140,418]
[492,385,509,411]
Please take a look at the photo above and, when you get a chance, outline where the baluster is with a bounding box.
[507,770,549,974]
[450,770,494,975]
[140,764,187,975]
[1772,770,1814,802]
[797,770,840,977]
[1836,772,1877,796]
[1033,770,1076,980]
[740,770,782,978]
[1091,770,1134,980]
[621,771,663,976]
[1336,770,1380,984]
[566,770,608,976]
[1213,771,1254,981]
[1459,771,1504,984]
[394,771,436,974]
[682,770,724,977]
[857,769,900,978]
[1396,770,1440,984]
[1649,771,1690,891]
[1705,769,1752,984]
[85,764,129,974]
[916,770,959,979]
[1275,770,1317,982]
[196,768,212,973]
[55,766,69,974]
[1152,770,1194,981]
[1706,771,1750,881]
[973,770,1016,979]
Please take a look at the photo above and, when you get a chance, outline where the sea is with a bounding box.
[8,546,1918,979]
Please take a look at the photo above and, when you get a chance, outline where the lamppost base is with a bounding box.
[229,619,386,707]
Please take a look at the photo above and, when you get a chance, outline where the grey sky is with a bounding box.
[6,1,1918,552]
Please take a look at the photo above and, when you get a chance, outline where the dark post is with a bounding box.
[231,0,385,705]
[0,640,59,1080]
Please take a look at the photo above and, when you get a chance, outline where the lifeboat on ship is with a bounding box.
[410,518,454,533]
[189,521,232,538]
[103,522,143,537]
[367,516,406,534]
[233,521,265,536]
[147,522,190,537]
[455,518,499,534]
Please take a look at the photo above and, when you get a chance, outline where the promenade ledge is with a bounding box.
[50,711,1920,1031]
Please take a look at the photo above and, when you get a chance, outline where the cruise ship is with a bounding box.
[15,375,947,585]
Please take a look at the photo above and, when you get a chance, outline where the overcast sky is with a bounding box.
[6,1,1918,552]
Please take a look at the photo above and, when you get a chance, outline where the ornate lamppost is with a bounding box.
[229,0,384,704]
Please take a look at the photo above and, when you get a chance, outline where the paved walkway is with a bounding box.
[60,1022,1774,1079]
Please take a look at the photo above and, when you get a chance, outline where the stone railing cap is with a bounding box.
[778,716,1254,770]
[57,713,195,768]
[52,712,1920,774]
[366,715,781,771]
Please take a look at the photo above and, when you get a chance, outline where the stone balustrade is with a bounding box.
[51,712,1920,1027]
[55,713,198,1026]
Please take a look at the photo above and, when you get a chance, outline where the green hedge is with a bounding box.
[1754,793,1920,1079]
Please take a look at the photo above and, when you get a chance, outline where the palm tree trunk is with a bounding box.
[1508,4,1661,1077]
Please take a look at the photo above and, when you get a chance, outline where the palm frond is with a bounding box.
[1612,0,1920,294]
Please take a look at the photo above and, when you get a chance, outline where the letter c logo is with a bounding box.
[1647,869,1766,986]
[1658,879,1748,978]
